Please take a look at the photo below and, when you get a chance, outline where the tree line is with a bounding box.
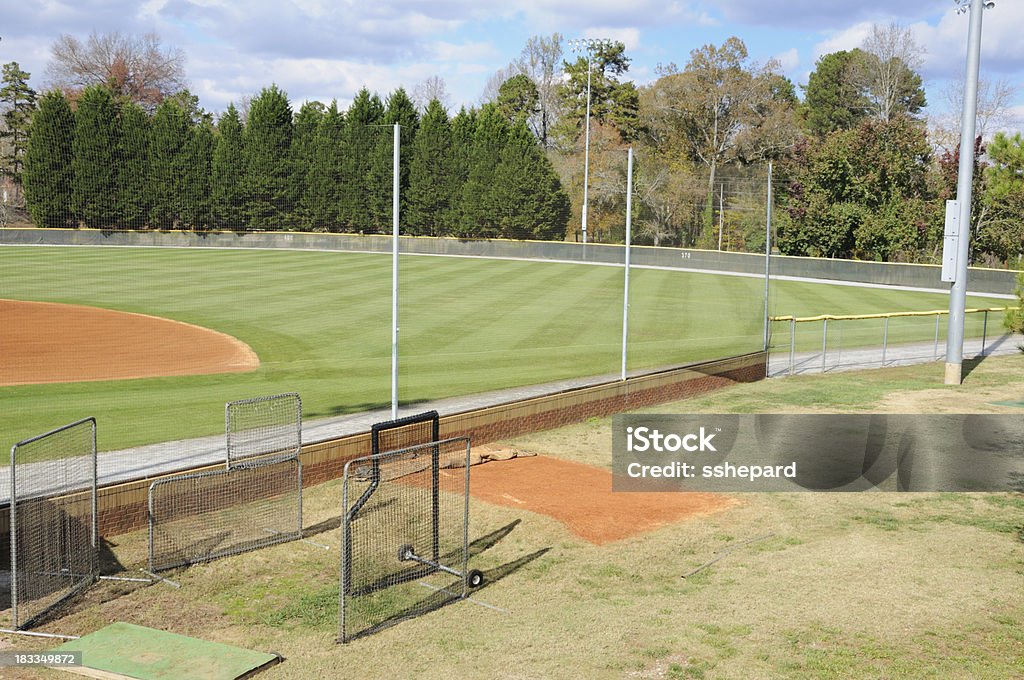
[1,26,1022,265]
[11,79,570,239]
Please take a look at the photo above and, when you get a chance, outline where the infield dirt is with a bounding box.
[0,299,258,386]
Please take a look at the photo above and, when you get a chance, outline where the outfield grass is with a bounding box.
[0,245,1008,452]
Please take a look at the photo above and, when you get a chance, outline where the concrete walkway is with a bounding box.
[767,332,1022,377]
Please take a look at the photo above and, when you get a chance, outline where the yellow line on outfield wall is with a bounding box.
[770,307,1015,323]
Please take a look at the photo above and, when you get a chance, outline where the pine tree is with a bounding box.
[23,90,75,227]
[447,107,477,230]
[340,88,383,231]
[460,104,508,237]
[305,101,346,230]
[72,85,119,228]
[243,85,294,230]
[115,102,150,229]
[493,119,571,239]
[292,101,326,230]
[148,98,190,228]
[367,88,418,232]
[181,120,214,229]
[211,104,245,229]
[0,62,38,193]
[407,99,454,236]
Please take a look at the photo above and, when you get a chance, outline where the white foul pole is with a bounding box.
[762,161,773,353]
[621,147,634,381]
[391,123,400,418]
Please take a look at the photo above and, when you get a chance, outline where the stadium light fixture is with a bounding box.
[568,37,613,245]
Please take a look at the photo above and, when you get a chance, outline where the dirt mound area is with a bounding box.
[463,454,737,545]
[0,299,259,386]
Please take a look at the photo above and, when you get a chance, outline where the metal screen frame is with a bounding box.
[339,436,472,643]
[343,410,441,599]
[225,392,302,469]
[9,417,98,630]
[147,457,303,572]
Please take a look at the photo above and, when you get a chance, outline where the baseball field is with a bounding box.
[0,245,1008,453]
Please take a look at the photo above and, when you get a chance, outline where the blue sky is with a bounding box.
[3,1,1022,132]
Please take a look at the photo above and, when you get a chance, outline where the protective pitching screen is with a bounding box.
[9,417,97,630]
[225,393,302,469]
[340,437,471,643]
[371,410,440,457]
[148,457,302,572]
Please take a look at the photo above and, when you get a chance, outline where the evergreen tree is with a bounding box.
[181,120,214,229]
[447,107,477,230]
[115,101,150,229]
[407,99,454,236]
[493,119,571,239]
[339,88,383,231]
[148,97,190,228]
[23,90,75,227]
[801,50,871,136]
[305,101,346,230]
[211,104,245,229]
[367,88,418,232]
[495,74,540,124]
[243,84,294,230]
[460,104,508,237]
[0,62,38,192]
[292,100,325,229]
[72,85,119,227]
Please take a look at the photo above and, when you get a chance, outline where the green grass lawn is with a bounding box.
[0,245,1008,452]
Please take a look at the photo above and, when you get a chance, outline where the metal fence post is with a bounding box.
[882,317,889,366]
[789,318,796,375]
[981,309,988,356]
[934,314,940,360]
[821,319,828,372]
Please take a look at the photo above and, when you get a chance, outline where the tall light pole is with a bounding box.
[568,37,612,245]
[945,0,993,385]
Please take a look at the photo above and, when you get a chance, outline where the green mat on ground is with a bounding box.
[51,622,279,680]
[992,400,1024,408]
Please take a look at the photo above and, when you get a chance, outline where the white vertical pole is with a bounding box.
[717,183,724,251]
[621,147,633,381]
[945,0,987,385]
[581,49,593,246]
[391,123,400,419]
[762,161,773,352]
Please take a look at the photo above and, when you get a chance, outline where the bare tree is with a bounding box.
[481,63,519,105]
[854,23,927,122]
[517,33,563,147]
[46,31,187,111]
[931,77,1017,151]
[412,75,451,113]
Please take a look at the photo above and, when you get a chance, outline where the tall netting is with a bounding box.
[339,437,474,643]
[9,418,97,630]
[148,457,302,572]
[226,392,302,469]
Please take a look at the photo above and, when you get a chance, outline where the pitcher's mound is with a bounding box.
[467,455,737,545]
[0,299,259,386]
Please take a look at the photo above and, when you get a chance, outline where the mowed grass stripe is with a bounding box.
[0,246,1009,452]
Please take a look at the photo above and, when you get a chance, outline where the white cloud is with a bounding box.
[583,27,641,51]
[773,47,800,72]
[811,21,873,62]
